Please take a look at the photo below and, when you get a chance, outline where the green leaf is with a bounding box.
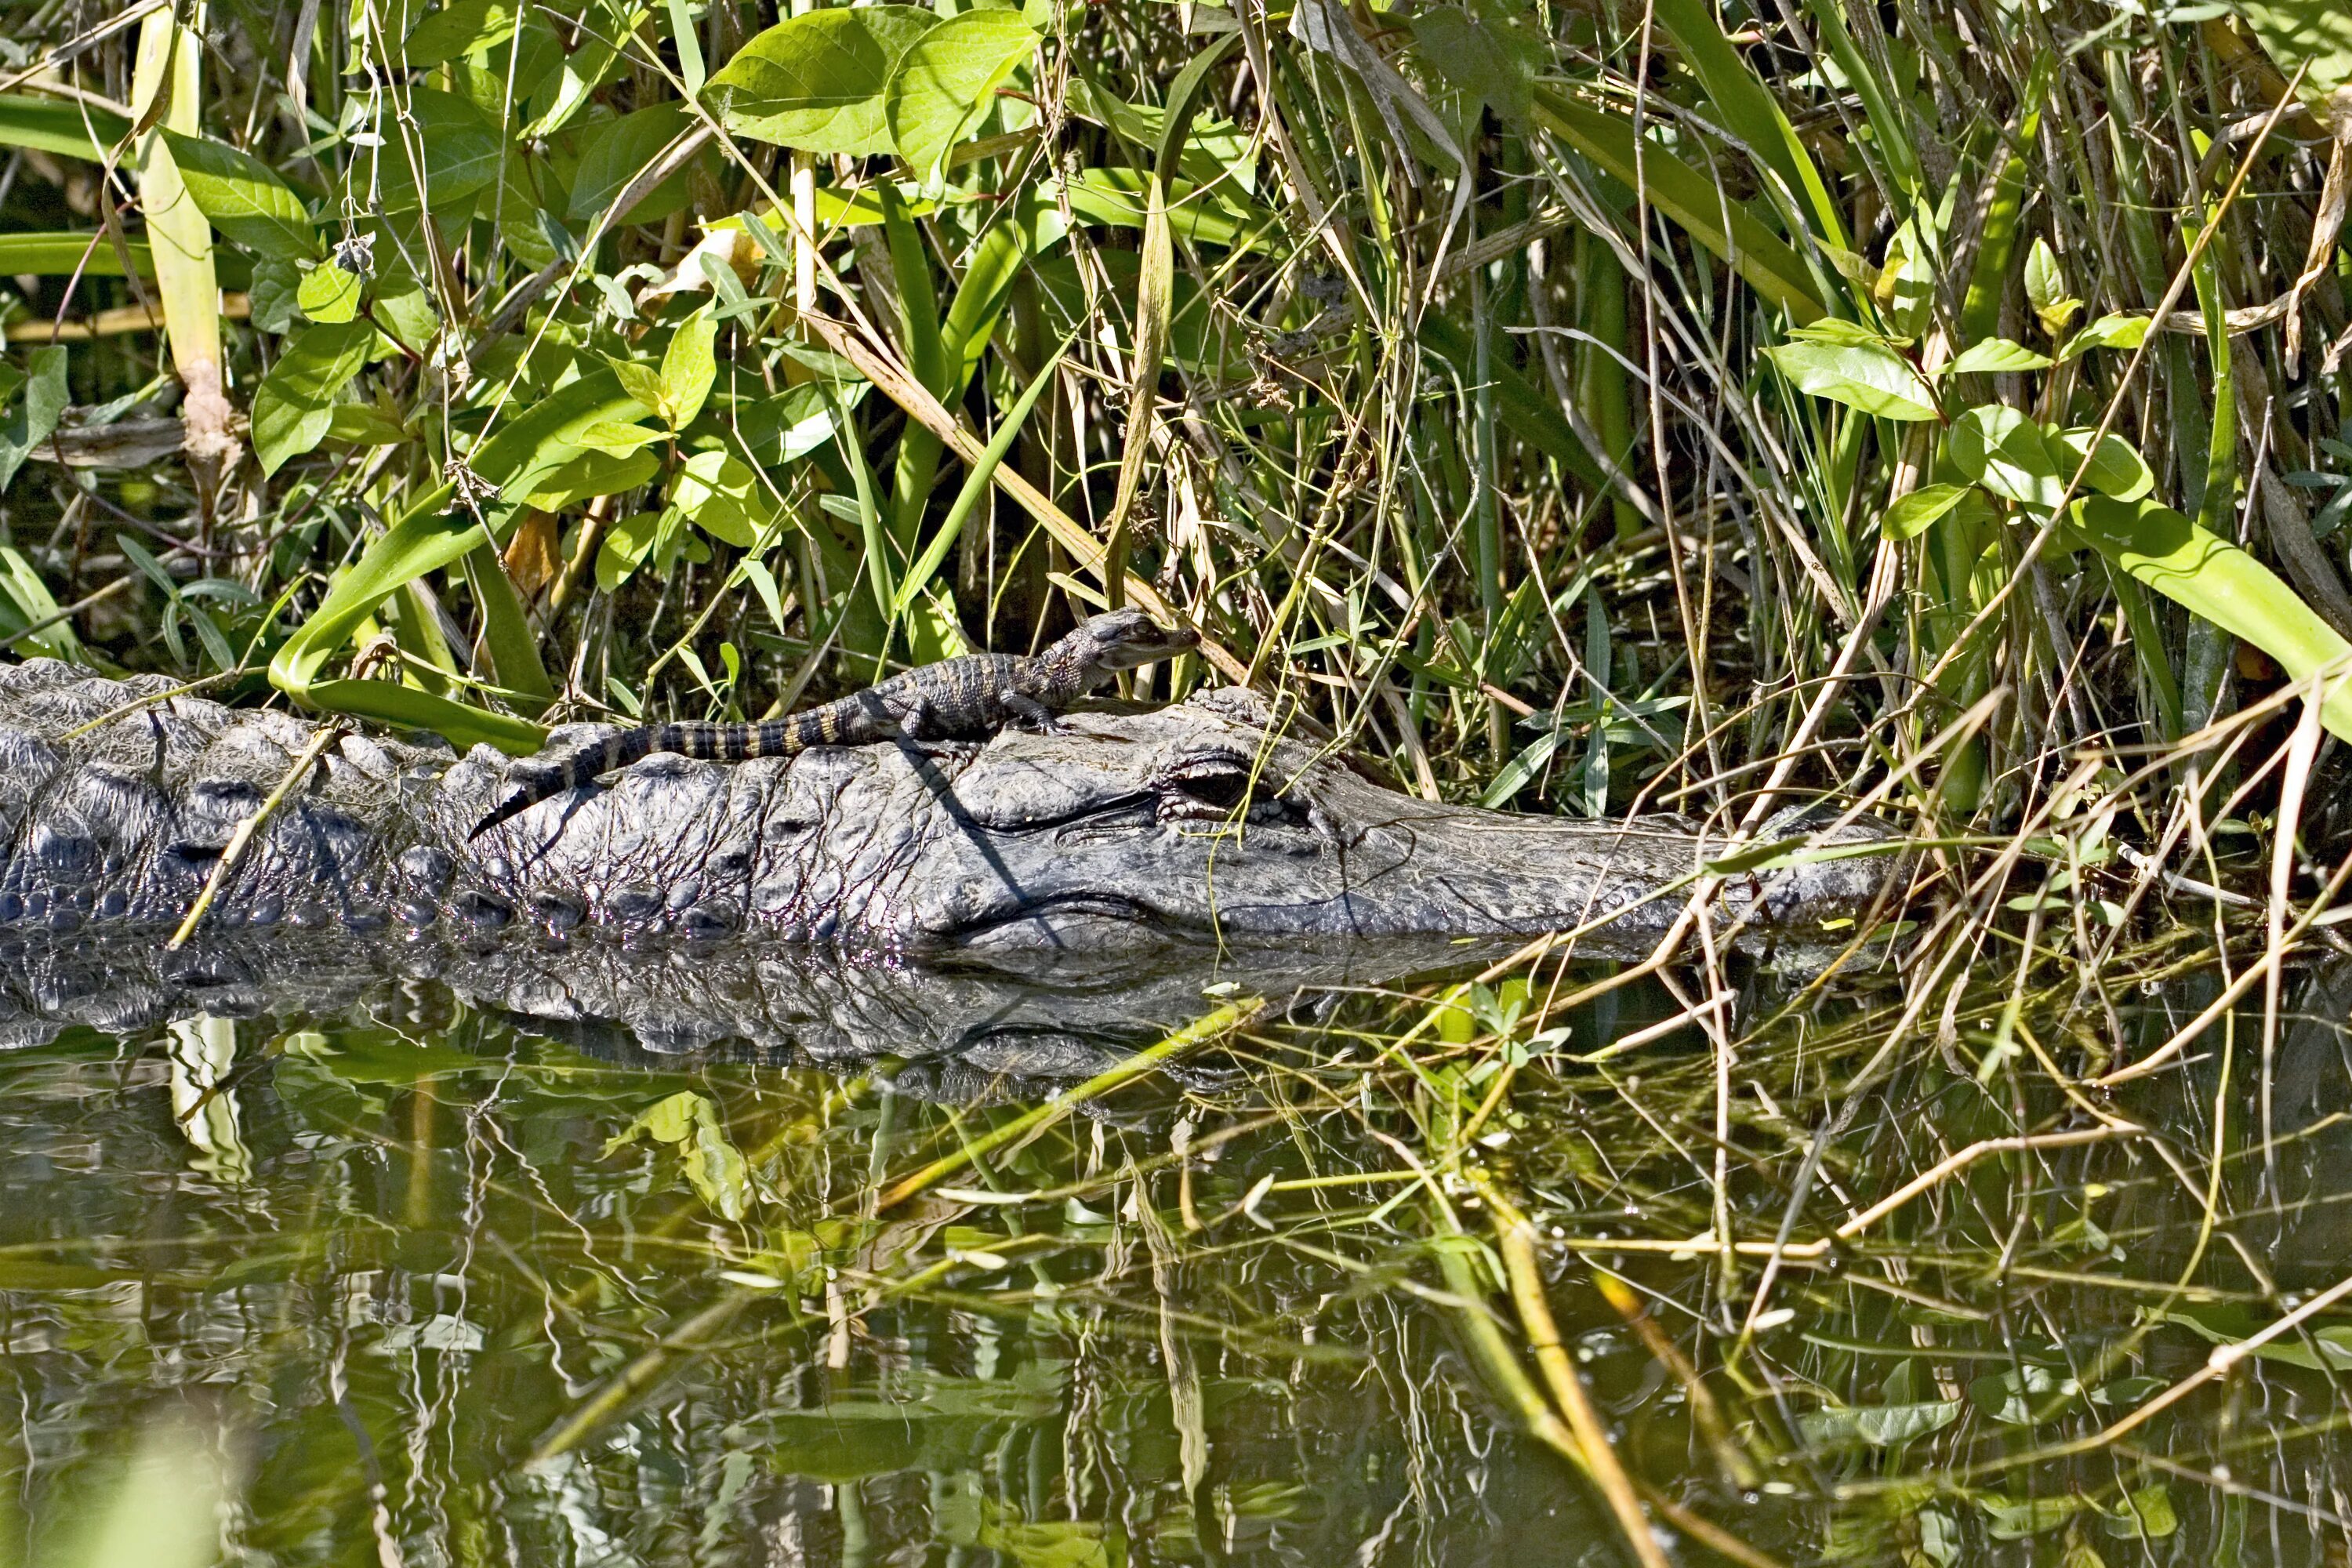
[2060,313,2151,358]
[1980,1493,2088,1541]
[568,101,692,223]
[605,1091,752,1220]
[597,510,672,591]
[2232,2,2352,118]
[672,450,781,548]
[1795,1399,1962,1448]
[158,129,318,260]
[0,345,69,492]
[0,93,130,161]
[1882,483,1980,541]
[704,6,938,155]
[1948,337,2053,374]
[251,320,372,475]
[578,419,668,455]
[1530,82,1824,323]
[2100,1482,2176,1541]
[2072,496,2352,741]
[658,307,718,429]
[0,543,78,660]
[405,0,521,67]
[884,9,1037,180]
[602,354,667,419]
[2058,427,2154,503]
[0,232,154,277]
[268,498,545,753]
[296,262,362,324]
[1651,0,1847,247]
[521,448,659,509]
[1409,6,1540,124]
[379,88,503,210]
[1762,339,1940,420]
[1947,404,2068,510]
[2023,237,2082,337]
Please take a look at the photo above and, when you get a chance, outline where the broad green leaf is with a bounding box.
[1060,167,1265,252]
[2072,495,2352,740]
[597,510,673,591]
[672,449,781,548]
[296,262,361,323]
[2234,2,2352,119]
[1882,483,1979,541]
[379,88,503,209]
[579,419,668,455]
[325,401,411,446]
[568,101,693,222]
[251,320,372,475]
[0,93,130,161]
[404,0,521,67]
[1795,1399,1962,1448]
[2101,1483,2176,1541]
[704,6,938,155]
[602,354,668,419]
[2023,237,2082,337]
[467,368,649,503]
[884,9,1037,180]
[1786,318,1900,347]
[522,448,659,509]
[1948,337,2053,374]
[1762,339,1940,420]
[1980,1492,2089,1540]
[659,307,717,429]
[2147,1305,2352,1372]
[2058,427,2154,502]
[2060,313,2151,358]
[247,255,300,332]
[1947,404,2068,510]
[1410,5,1540,125]
[0,345,69,492]
[158,129,318,260]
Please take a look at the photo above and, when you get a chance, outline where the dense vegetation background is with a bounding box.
[0,0,2348,880]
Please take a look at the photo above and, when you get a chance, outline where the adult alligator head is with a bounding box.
[0,659,1899,954]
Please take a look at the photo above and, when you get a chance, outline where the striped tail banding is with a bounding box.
[468,721,806,839]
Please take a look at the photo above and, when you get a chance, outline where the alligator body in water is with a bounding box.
[0,656,1900,953]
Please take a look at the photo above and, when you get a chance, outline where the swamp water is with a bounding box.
[0,931,2347,1566]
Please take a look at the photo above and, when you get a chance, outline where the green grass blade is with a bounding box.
[1528,84,1824,322]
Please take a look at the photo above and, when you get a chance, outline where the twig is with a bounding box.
[165,724,344,950]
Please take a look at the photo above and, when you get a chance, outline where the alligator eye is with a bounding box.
[1160,755,1256,819]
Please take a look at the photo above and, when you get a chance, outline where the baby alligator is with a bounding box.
[472,608,1198,838]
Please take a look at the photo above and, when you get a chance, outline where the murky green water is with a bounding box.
[3,932,2350,1566]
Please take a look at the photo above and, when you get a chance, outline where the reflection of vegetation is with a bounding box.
[0,943,2346,1563]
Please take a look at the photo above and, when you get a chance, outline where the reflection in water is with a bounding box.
[1,933,2350,1564]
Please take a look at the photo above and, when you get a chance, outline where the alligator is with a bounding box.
[473,608,1200,838]
[0,655,1901,958]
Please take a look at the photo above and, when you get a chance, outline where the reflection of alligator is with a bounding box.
[0,657,1900,953]
[0,924,1498,1101]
